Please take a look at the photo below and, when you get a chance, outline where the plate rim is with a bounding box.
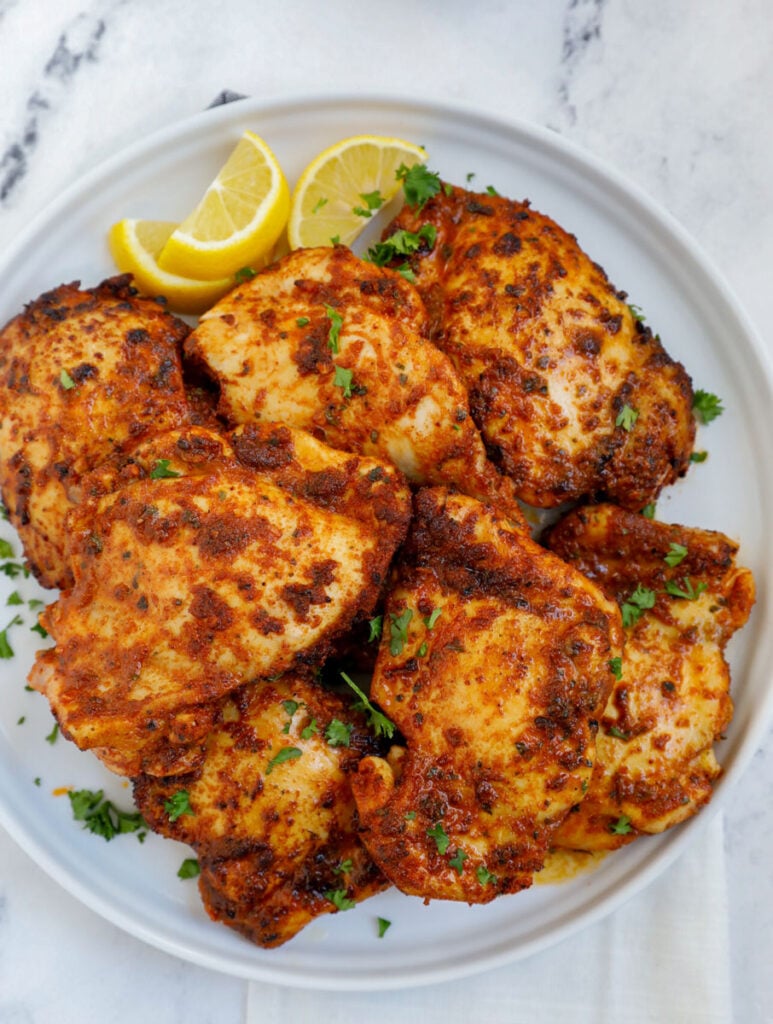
[0,90,771,991]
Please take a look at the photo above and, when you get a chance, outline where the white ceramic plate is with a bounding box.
[0,95,771,991]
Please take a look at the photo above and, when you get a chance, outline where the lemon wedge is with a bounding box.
[287,135,427,250]
[157,130,290,279]
[108,219,234,315]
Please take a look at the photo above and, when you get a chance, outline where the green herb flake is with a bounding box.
[68,788,146,841]
[426,821,450,855]
[608,726,630,740]
[628,303,646,322]
[325,888,356,912]
[397,262,416,283]
[404,810,417,821]
[396,163,441,208]
[352,189,384,218]
[664,577,708,601]
[59,369,76,390]
[45,723,59,745]
[296,316,310,327]
[368,615,383,643]
[417,641,428,657]
[621,584,656,628]
[31,622,48,638]
[0,538,15,559]
[325,305,343,353]
[17,716,25,725]
[333,858,353,875]
[325,718,353,748]
[608,656,623,681]
[149,459,181,480]
[692,389,723,424]
[377,916,392,937]
[615,404,639,432]
[609,814,633,836]
[449,848,468,875]
[177,857,201,879]
[485,185,500,196]
[365,224,437,267]
[281,699,300,734]
[389,607,413,656]
[476,865,497,886]
[333,364,354,398]
[690,450,708,463]
[34,777,41,787]
[265,746,303,774]
[164,789,195,822]
[341,671,395,739]
[330,234,341,246]
[6,591,23,606]
[300,717,319,740]
[664,542,688,568]
[312,197,328,214]
[424,608,442,630]
[641,503,656,520]
[234,266,257,283]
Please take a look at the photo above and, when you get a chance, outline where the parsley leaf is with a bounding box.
[325,305,343,353]
[609,814,633,835]
[365,224,436,267]
[300,717,319,740]
[164,789,195,822]
[368,615,383,642]
[352,189,384,218]
[0,613,22,658]
[68,789,146,841]
[178,857,201,879]
[312,197,328,214]
[692,389,724,424]
[664,542,688,568]
[424,608,442,630]
[59,369,76,390]
[341,671,395,739]
[326,888,356,911]
[265,746,303,774]
[150,459,181,480]
[620,584,656,627]
[6,591,23,607]
[485,185,500,196]
[389,608,413,656]
[641,503,656,520]
[664,577,708,601]
[426,821,450,855]
[448,848,468,875]
[333,858,353,875]
[608,726,630,740]
[0,538,15,559]
[396,163,441,208]
[615,404,639,431]
[608,657,623,681]
[333,364,354,398]
[234,266,257,283]
[377,916,392,938]
[281,699,300,734]
[690,450,708,463]
[325,718,353,748]
[476,865,497,886]
[296,316,310,327]
[628,303,646,322]
[45,723,59,744]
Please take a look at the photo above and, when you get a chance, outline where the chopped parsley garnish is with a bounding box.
[17,716,25,725]
[296,316,310,327]
[352,189,384,218]
[485,185,500,196]
[620,584,656,627]
[397,263,416,283]
[281,699,301,734]
[609,814,633,836]
[31,622,48,638]
[641,503,656,520]
[6,591,23,606]
[404,810,417,820]
[424,608,442,630]
[690,450,708,463]
[0,613,22,658]
[333,364,354,398]
[692,389,723,424]
[265,746,303,774]
[476,865,497,886]
[234,266,257,283]
[333,858,353,875]
[365,224,437,267]
[615,404,639,431]
[59,369,76,390]
[377,916,392,938]
[0,538,15,558]
[312,197,328,214]
[417,641,428,657]
[0,562,28,579]
[664,542,688,567]
[301,717,319,740]
[628,303,646,322]
[389,608,413,656]
[368,615,383,642]
[164,789,194,821]
[449,848,468,875]
[608,726,630,740]
[396,163,441,208]
[664,577,708,601]
[177,857,201,879]
[426,821,450,855]
[466,172,476,182]
[325,718,353,748]
[608,657,623,681]
[149,459,181,480]
[330,234,340,245]
[326,888,356,911]
[45,723,59,745]
[341,671,395,739]
[68,788,146,841]
[325,305,343,353]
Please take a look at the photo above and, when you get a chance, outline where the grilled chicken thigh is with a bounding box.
[29,423,411,777]
[185,246,526,526]
[545,504,755,850]
[351,488,622,902]
[0,276,190,589]
[385,186,695,509]
[134,673,387,947]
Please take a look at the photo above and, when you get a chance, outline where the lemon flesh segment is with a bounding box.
[157,130,290,280]
[287,135,427,250]
[108,219,234,316]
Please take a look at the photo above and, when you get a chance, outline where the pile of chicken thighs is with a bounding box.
[0,182,754,948]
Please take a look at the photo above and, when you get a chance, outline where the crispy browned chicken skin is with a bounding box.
[29,423,411,777]
[385,186,696,509]
[545,504,755,850]
[351,488,622,901]
[185,246,526,526]
[134,673,387,948]
[0,276,190,589]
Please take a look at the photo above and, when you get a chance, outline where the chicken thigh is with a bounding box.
[385,186,696,509]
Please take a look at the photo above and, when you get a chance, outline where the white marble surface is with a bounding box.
[0,1,772,1021]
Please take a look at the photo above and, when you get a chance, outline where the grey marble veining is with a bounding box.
[0,1,772,1021]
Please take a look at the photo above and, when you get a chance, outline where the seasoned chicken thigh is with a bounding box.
[134,673,387,948]
[29,423,411,777]
[385,186,696,509]
[351,488,622,902]
[545,504,755,850]
[0,276,190,589]
[185,246,526,526]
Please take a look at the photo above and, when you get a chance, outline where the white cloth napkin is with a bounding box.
[246,812,731,1024]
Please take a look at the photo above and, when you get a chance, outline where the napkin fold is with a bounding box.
[246,813,731,1024]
